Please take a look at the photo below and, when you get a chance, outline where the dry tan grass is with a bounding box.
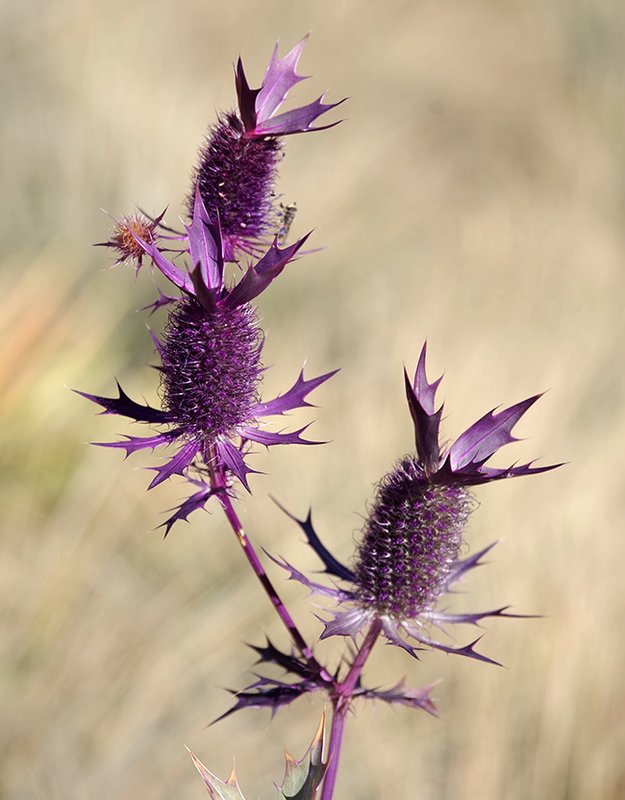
[2,1,624,798]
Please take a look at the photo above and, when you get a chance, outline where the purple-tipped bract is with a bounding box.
[276,344,559,661]
[235,37,344,138]
[80,192,335,531]
[189,37,343,259]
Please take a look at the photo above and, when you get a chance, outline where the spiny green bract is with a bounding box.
[188,714,327,800]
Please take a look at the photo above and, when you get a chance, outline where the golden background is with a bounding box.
[2,1,624,798]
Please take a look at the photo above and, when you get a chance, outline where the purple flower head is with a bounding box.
[79,194,336,531]
[274,344,559,662]
[189,37,343,260]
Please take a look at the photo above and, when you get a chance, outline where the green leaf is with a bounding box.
[187,715,327,800]
[187,747,247,800]
[277,713,328,800]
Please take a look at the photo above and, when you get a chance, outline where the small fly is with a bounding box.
[278,202,297,242]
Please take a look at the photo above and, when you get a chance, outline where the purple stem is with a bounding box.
[321,619,382,800]
[210,462,331,680]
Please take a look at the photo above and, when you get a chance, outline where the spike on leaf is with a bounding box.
[187,716,327,800]
[278,713,328,800]
[187,748,246,800]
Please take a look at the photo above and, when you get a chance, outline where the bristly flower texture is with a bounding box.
[189,36,343,260]
[79,39,341,533]
[277,343,560,663]
[81,37,562,799]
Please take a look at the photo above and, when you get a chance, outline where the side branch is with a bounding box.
[211,462,333,685]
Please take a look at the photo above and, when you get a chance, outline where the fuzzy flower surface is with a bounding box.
[275,344,559,662]
[189,36,343,260]
[79,192,335,532]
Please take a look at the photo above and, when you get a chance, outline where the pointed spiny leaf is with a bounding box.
[94,431,179,458]
[264,551,346,599]
[257,96,345,137]
[278,713,327,800]
[75,382,171,423]
[129,229,194,292]
[158,483,215,538]
[240,423,319,448]
[186,186,224,292]
[235,56,261,133]
[187,749,246,800]
[444,541,498,589]
[249,639,314,680]
[224,234,311,309]
[412,632,502,666]
[272,499,355,582]
[214,677,318,723]
[425,606,535,627]
[256,38,309,124]
[254,368,339,417]
[139,287,177,314]
[147,440,199,489]
[215,438,258,492]
[359,680,438,716]
[449,395,542,472]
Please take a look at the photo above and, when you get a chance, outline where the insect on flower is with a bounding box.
[189,37,344,260]
[80,37,343,534]
[79,191,337,533]
[279,202,298,242]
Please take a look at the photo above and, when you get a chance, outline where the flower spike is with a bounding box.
[86,38,341,519]
[190,36,343,259]
[82,208,336,521]
[276,344,559,663]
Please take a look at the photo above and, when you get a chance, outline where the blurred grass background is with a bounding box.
[1,1,624,798]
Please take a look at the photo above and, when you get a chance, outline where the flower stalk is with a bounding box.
[209,456,331,681]
[321,620,382,800]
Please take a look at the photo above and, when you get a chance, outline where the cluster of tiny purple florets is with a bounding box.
[189,112,282,253]
[274,344,558,662]
[82,38,343,522]
[354,457,473,618]
[160,300,263,444]
[82,37,562,776]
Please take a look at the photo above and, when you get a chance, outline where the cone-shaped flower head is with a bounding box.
[274,344,559,662]
[79,193,336,533]
[189,37,343,259]
[354,461,472,620]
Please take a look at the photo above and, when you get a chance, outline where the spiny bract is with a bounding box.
[274,343,559,662]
